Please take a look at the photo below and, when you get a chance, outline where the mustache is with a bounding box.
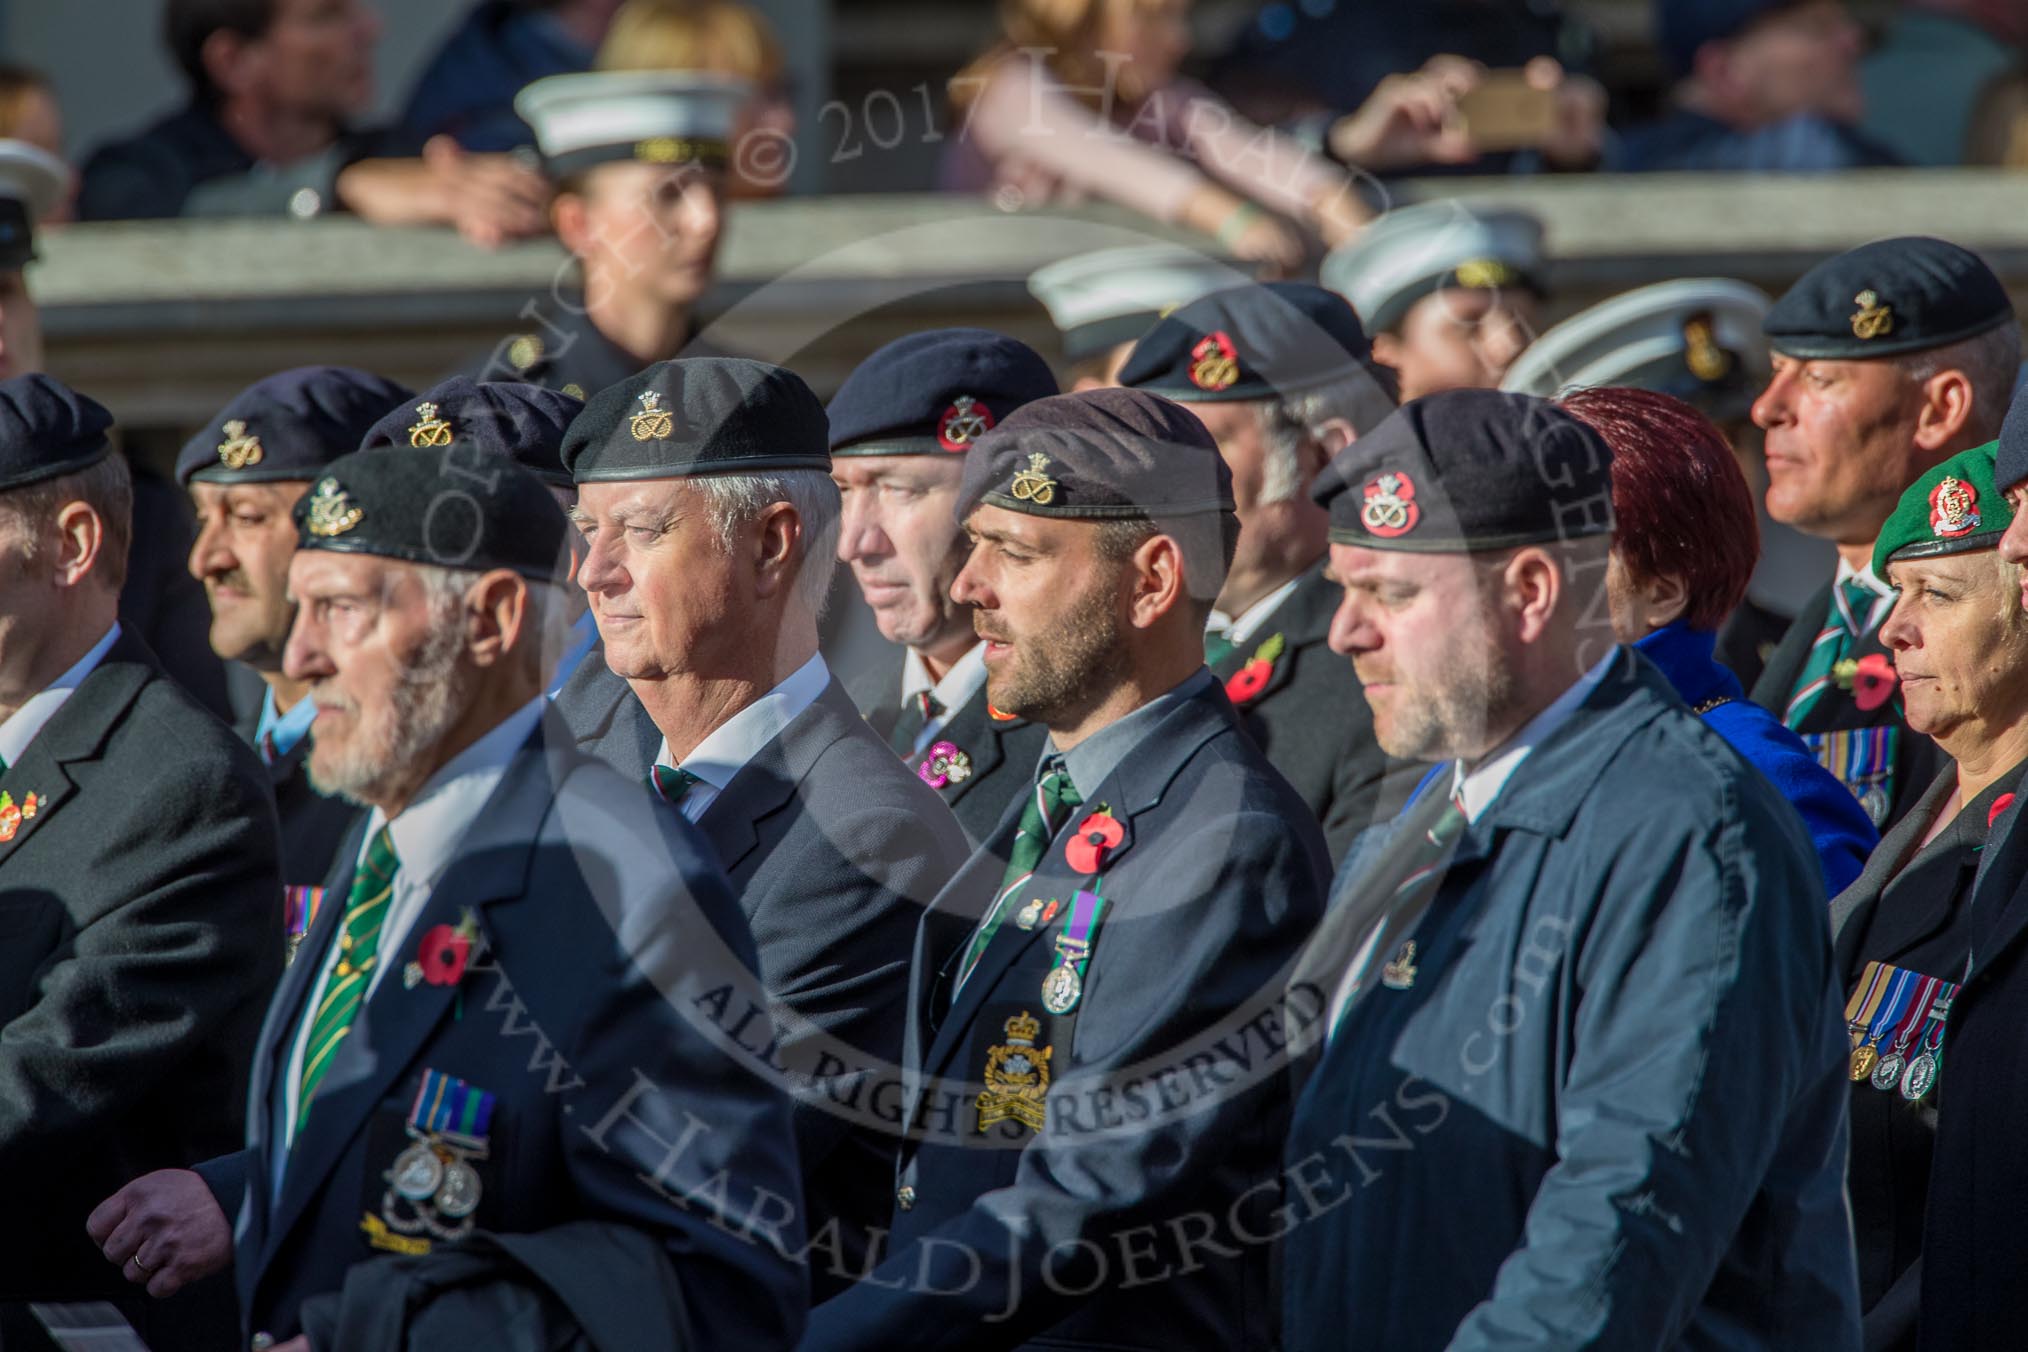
[309,684,357,716]
[972,615,1011,645]
[205,570,255,593]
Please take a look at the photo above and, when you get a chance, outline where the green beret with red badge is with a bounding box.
[1873,441,2014,578]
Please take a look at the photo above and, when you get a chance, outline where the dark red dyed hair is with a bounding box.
[1560,385,1760,633]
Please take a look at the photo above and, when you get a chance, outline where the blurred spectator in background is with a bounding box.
[1211,0,1604,176]
[597,0,795,199]
[472,71,740,394]
[0,142,62,383]
[1612,0,1899,173]
[1322,201,1545,402]
[1861,0,2028,166]
[79,0,550,248]
[1027,243,1245,389]
[0,67,72,224]
[942,0,1375,273]
[397,0,621,152]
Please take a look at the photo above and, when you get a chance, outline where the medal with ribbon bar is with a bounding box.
[1844,960,1892,1079]
[1040,888,1106,1016]
[1871,974,1940,1092]
[376,1069,497,1248]
[1852,966,1918,1082]
[1899,984,1954,1101]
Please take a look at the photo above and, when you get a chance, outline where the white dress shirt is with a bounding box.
[653,653,830,822]
[897,641,989,755]
[0,623,119,768]
[280,696,545,1153]
[1205,575,1302,652]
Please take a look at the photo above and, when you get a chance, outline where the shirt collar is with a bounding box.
[1836,555,1894,599]
[1450,650,1614,823]
[0,623,120,770]
[667,652,830,791]
[1044,667,1214,799]
[901,641,989,713]
[1208,576,1303,648]
[370,696,545,893]
[255,684,319,759]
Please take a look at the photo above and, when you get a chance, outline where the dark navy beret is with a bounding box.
[1656,0,1792,78]
[177,366,413,488]
[829,328,1058,457]
[957,388,1232,522]
[1994,380,2028,494]
[1117,281,1378,403]
[292,443,571,582]
[563,358,831,482]
[361,376,582,489]
[0,374,113,492]
[1313,389,1615,553]
[1764,237,2014,362]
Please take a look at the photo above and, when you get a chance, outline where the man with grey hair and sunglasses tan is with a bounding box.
[554,357,970,1294]
[1119,280,1417,860]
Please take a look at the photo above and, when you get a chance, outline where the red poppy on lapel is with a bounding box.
[1853,653,1897,713]
[1065,810,1125,875]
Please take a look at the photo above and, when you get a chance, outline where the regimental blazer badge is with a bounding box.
[630,390,675,441]
[216,420,264,470]
[408,402,454,448]
[977,1011,1051,1133]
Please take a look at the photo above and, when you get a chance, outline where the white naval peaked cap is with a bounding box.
[1027,244,1254,360]
[1501,277,1772,421]
[0,141,63,269]
[515,70,752,177]
[1321,202,1547,334]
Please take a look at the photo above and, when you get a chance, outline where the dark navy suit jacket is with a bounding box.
[803,678,1330,1351]
[195,715,808,1347]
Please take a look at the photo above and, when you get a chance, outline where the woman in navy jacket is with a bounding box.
[1565,385,1877,895]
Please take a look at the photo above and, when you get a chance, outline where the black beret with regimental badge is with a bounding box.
[177,366,413,488]
[0,373,112,492]
[1119,281,1377,402]
[957,387,1233,521]
[1312,389,1615,553]
[562,357,831,482]
[292,443,572,582]
[829,328,1058,458]
[361,376,583,489]
[1764,236,2015,362]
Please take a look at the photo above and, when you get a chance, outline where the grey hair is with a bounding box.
[692,469,841,617]
[1251,400,1311,507]
[413,564,575,684]
[1903,322,2024,441]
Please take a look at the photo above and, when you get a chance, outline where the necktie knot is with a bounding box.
[1839,578,1878,636]
[649,764,701,804]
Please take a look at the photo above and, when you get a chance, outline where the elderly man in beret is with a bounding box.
[1752,235,2021,830]
[1817,440,2028,1350]
[556,356,970,1293]
[93,442,806,1351]
[1901,392,2028,1346]
[802,388,1330,1352]
[830,328,1057,843]
[0,375,282,1352]
[1120,280,1417,860]
[1283,389,1856,1349]
[180,366,410,933]
[357,374,597,695]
